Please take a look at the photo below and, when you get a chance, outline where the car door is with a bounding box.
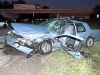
[59,22,76,46]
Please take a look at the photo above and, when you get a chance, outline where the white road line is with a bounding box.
[0,37,4,38]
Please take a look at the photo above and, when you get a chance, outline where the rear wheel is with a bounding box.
[38,40,52,55]
[85,37,94,47]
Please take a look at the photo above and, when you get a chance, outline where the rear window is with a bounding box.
[75,23,86,33]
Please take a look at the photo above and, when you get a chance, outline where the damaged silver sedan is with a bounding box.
[4,18,91,59]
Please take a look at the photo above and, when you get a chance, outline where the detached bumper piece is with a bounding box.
[58,35,90,60]
[66,42,90,60]
[5,36,33,56]
[67,51,90,60]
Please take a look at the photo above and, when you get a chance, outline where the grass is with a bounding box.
[42,41,100,75]
[41,19,100,75]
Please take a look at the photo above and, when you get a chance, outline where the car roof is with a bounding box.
[71,20,86,24]
[52,18,86,24]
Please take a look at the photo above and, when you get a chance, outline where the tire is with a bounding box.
[85,37,94,47]
[38,40,52,55]
[3,24,6,28]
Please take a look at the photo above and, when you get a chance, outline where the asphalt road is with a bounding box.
[0,27,46,75]
[0,27,11,37]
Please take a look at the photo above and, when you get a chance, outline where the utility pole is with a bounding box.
[32,11,34,24]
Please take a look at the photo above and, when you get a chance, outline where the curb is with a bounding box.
[0,37,3,38]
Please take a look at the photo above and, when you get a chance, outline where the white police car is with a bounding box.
[0,22,8,28]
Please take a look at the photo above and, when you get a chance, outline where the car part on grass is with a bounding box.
[80,50,90,58]
[53,34,89,60]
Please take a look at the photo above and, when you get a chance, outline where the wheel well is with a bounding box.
[88,35,95,40]
[38,39,52,55]
[43,38,51,42]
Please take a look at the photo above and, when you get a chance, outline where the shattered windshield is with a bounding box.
[39,19,63,33]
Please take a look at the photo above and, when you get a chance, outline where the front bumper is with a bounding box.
[4,35,33,54]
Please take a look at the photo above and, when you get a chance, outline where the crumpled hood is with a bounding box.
[11,23,50,39]
[11,23,49,34]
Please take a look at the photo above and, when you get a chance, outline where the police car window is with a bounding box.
[75,23,86,33]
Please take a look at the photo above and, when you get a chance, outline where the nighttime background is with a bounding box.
[0,0,100,9]
[0,0,100,21]
[0,1,100,75]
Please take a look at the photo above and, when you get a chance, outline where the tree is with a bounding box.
[2,1,11,9]
[10,0,26,9]
[93,4,100,14]
[91,4,100,19]
[16,0,26,4]
[42,6,49,9]
[0,1,3,9]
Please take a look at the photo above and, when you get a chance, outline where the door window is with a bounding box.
[75,23,86,33]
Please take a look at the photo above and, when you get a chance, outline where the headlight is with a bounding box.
[18,38,32,46]
[8,31,13,37]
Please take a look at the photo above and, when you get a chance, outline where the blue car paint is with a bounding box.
[5,35,33,54]
[72,20,100,44]
[11,23,50,34]
[4,18,100,59]
[5,23,57,55]
[54,34,84,60]
[67,51,82,60]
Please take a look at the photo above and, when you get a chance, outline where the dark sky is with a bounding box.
[1,0,100,9]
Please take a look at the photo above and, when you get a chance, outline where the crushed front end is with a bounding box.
[5,30,34,55]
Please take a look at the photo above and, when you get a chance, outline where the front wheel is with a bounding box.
[38,40,52,55]
[85,37,94,47]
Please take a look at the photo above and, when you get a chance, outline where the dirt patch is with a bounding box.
[0,53,46,75]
